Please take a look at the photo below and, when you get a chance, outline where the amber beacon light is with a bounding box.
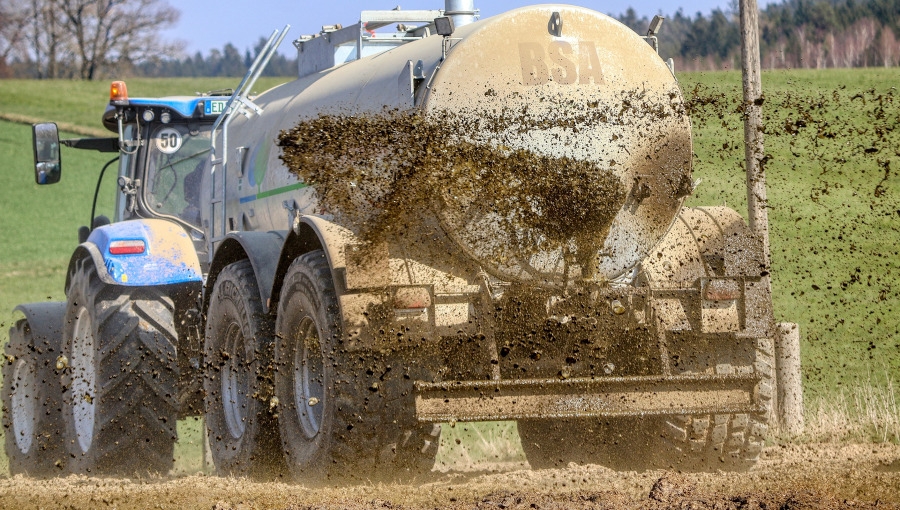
[109,81,129,105]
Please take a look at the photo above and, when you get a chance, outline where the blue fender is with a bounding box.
[67,219,202,289]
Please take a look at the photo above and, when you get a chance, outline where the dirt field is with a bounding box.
[0,442,897,509]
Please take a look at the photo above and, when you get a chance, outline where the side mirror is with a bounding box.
[32,122,61,185]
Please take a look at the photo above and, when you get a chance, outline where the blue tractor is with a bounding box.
[6,85,224,476]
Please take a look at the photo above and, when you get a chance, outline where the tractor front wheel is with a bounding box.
[61,258,179,475]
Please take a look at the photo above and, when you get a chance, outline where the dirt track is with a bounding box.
[0,442,897,509]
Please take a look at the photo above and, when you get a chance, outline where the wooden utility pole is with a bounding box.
[740,0,804,437]
[739,0,769,261]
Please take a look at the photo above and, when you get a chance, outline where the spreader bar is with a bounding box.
[414,374,762,422]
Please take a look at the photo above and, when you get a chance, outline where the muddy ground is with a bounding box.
[0,442,897,509]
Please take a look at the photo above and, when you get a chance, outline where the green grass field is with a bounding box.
[0,70,897,475]
[681,69,900,406]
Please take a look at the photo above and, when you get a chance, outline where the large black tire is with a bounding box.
[274,250,440,483]
[61,257,179,475]
[661,336,774,470]
[204,259,284,478]
[2,313,67,476]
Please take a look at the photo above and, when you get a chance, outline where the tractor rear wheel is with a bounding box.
[204,259,284,478]
[61,257,178,475]
[2,313,67,476]
[274,250,439,483]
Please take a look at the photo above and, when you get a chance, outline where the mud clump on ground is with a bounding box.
[277,110,626,271]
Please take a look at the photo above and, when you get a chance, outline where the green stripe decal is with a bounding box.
[257,181,308,199]
[239,182,308,204]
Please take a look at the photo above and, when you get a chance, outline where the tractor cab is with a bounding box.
[100,82,228,232]
[31,81,229,249]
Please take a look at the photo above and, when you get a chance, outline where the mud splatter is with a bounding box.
[278,85,691,285]
[278,111,625,273]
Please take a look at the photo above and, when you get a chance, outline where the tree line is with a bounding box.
[620,0,900,70]
[0,0,180,79]
[0,0,293,79]
[1,0,898,80]
[135,39,297,79]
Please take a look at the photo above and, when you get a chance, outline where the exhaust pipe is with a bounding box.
[445,0,477,27]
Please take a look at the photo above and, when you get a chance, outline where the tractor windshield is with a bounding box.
[144,124,211,228]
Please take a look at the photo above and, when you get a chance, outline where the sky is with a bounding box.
[160,0,764,58]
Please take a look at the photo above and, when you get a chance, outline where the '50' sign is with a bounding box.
[155,127,183,154]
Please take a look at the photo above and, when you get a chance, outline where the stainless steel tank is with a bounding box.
[222,4,692,287]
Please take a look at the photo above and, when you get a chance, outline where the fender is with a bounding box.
[643,206,772,336]
[690,206,768,278]
[269,215,360,312]
[270,215,487,351]
[296,215,356,277]
[204,230,288,315]
[11,302,67,354]
[65,219,202,291]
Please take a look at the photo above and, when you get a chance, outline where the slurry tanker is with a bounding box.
[6,1,779,481]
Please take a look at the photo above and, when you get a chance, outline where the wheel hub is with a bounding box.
[294,317,324,439]
[221,322,248,440]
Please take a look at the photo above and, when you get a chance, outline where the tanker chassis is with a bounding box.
[6,2,780,481]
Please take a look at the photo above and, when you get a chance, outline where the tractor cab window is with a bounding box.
[144,124,210,228]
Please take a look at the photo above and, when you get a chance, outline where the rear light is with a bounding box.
[703,279,741,301]
[109,240,145,255]
[110,81,128,105]
[393,287,431,310]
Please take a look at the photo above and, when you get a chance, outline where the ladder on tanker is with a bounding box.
[207,25,291,261]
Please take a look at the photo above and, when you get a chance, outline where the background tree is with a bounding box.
[57,0,181,80]
[2,0,181,79]
[0,0,29,77]
[26,0,71,78]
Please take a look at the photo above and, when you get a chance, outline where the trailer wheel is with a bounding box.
[204,259,284,478]
[662,337,774,470]
[61,257,178,475]
[2,314,66,476]
[274,250,439,482]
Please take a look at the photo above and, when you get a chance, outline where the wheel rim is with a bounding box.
[71,306,96,453]
[294,317,324,439]
[221,322,248,440]
[11,357,37,454]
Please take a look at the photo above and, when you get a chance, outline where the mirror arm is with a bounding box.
[88,156,120,237]
[62,137,119,153]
